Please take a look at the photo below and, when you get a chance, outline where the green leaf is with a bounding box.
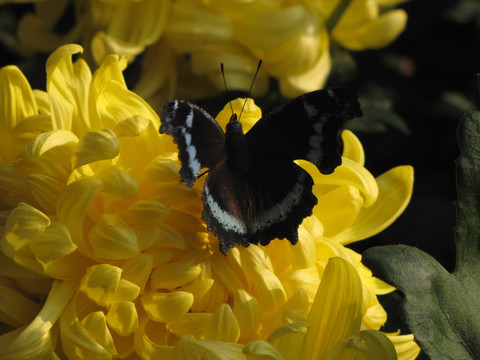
[362,111,480,360]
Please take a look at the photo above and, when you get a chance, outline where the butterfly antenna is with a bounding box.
[220,63,235,117]
[239,59,262,120]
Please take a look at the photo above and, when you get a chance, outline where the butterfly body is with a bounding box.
[160,87,362,254]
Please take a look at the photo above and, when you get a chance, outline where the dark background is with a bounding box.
[1,1,479,359]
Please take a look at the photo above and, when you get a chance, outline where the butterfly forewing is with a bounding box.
[245,87,362,174]
[160,100,226,186]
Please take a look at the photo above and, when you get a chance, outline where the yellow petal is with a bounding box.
[106,301,139,336]
[81,311,117,356]
[73,129,119,168]
[250,267,287,316]
[46,44,86,130]
[347,249,395,295]
[313,185,364,238]
[60,298,112,359]
[0,164,33,202]
[282,267,320,303]
[280,288,309,323]
[57,176,103,254]
[333,165,414,244]
[121,254,154,292]
[243,340,285,360]
[359,330,397,359]
[335,9,408,50]
[88,212,140,260]
[95,79,160,130]
[0,280,76,359]
[0,284,42,327]
[388,334,421,360]
[174,334,246,360]
[112,114,151,137]
[166,313,212,338]
[233,289,261,341]
[205,304,241,343]
[0,66,37,128]
[79,264,121,306]
[305,257,363,359]
[151,262,202,290]
[211,255,248,294]
[25,174,65,215]
[2,202,78,276]
[278,26,331,97]
[342,130,365,166]
[215,98,261,133]
[142,155,180,183]
[165,0,233,53]
[25,129,78,168]
[112,278,140,303]
[0,66,38,162]
[142,291,194,323]
[127,199,169,225]
[266,322,309,360]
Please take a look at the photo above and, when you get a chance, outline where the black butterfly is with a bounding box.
[160,87,362,255]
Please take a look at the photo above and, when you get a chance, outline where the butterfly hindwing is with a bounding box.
[160,100,225,186]
[203,154,317,255]
[245,87,362,174]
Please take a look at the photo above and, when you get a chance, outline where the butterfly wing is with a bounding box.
[245,87,362,174]
[203,155,317,255]
[160,100,225,186]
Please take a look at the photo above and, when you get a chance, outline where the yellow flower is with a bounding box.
[0,44,419,359]
[8,0,407,106]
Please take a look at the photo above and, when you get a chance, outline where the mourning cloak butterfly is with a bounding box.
[160,87,362,255]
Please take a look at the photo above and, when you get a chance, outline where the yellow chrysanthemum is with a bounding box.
[7,0,407,106]
[0,45,419,359]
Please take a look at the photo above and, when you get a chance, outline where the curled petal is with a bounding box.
[333,165,414,244]
[79,264,121,306]
[342,130,365,166]
[388,334,421,360]
[46,44,90,131]
[73,129,119,168]
[335,9,408,50]
[1,202,82,277]
[60,299,113,359]
[151,262,202,290]
[106,301,139,336]
[81,311,117,356]
[142,291,194,323]
[25,129,78,168]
